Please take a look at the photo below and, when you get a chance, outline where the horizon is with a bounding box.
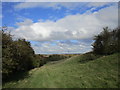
[36,52,83,55]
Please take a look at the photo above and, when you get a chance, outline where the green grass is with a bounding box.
[3,53,119,88]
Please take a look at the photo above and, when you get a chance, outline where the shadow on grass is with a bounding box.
[2,71,30,85]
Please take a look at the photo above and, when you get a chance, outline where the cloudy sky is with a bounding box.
[2,2,118,54]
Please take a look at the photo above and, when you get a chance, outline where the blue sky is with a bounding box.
[2,2,90,26]
[2,2,118,54]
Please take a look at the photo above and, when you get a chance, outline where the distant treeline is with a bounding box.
[35,54,70,66]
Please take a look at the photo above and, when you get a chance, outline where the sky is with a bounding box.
[2,2,118,54]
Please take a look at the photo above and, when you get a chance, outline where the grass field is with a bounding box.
[3,53,119,88]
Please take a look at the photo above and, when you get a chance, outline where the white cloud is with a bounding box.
[14,2,91,11]
[14,2,62,10]
[88,2,113,7]
[16,19,33,26]
[11,4,118,54]
[14,2,116,10]
[11,5,118,42]
[2,0,119,2]
[31,40,92,54]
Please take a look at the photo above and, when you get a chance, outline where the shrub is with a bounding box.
[92,27,120,55]
[2,28,35,80]
[48,54,68,61]
[79,53,100,63]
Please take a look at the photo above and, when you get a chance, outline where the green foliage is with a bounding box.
[39,57,47,66]
[2,30,17,79]
[92,27,120,55]
[33,55,47,67]
[79,53,101,63]
[31,54,69,67]
[2,27,36,80]
[12,39,35,71]
[3,53,119,88]
[32,55,41,68]
[48,54,68,61]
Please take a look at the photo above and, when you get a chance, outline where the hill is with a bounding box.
[3,53,119,88]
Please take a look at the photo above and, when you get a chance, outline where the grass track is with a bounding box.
[3,53,119,88]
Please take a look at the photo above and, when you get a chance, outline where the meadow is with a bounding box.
[3,53,119,88]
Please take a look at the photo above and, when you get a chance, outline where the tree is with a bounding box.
[92,27,120,55]
[92,35,104,54]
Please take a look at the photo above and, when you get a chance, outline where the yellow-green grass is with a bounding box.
[3,53,119,88]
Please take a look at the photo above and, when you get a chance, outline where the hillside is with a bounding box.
[3,53,119,88]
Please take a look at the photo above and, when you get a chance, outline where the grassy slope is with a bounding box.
[3,53,119,88]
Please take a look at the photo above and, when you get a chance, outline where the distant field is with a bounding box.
[3,53,119,88]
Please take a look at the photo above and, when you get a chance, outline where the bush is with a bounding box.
[92,27,120,55]
[32,55,41,68]
[2,29,36,80]
[48,54,68,61]
[79,53,101,63]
